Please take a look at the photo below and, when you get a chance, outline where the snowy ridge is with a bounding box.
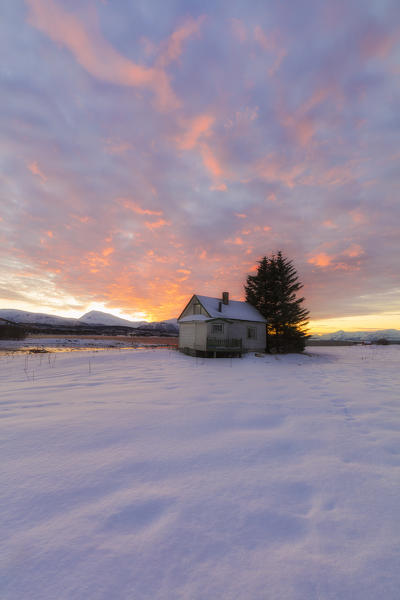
[0,308,177,330]
[0,309,77,326]
[311,328,400,341]
[78,310,146,327]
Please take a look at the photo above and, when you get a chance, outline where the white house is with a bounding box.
[178,292,266,357]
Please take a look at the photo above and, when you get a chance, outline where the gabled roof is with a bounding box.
[178,295,266,323]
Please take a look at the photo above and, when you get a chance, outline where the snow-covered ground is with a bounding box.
[1,346,400,600]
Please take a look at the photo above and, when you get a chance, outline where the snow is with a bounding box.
[311,329,400,342]
[179,314,209,322]
[0,309,76,326]
[194,295,267,322]
[78,310,146,327]
[1,345,400,599]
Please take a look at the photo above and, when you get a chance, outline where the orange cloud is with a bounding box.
[176,114,215,150]
[26,0,179,110]
[200,144,224,178]
[118,198,163,216]
[102,247,115,257]
[308,252,334,267]
[210,183,227,191]
[27,161,47,182]
[46,230,54,238]
[145,219,170,231]
[343,243,364,258]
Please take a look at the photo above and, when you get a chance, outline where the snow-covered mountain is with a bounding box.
[0,308,177,330]
[310,329,400,342]
[78,310,146,327]
[0,309,77,326]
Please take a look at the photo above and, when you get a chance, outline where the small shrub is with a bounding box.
[0,323,27,340]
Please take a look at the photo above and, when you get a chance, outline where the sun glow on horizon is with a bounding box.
[309,312,400,335]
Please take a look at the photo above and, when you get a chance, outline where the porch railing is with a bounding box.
[206,337,242,350]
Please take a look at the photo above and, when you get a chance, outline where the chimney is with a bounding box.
[222,292,229,305]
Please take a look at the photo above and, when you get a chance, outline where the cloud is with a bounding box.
[0,0,398,327]
[231,18,247,44]
[308,253,334,267]
[27,161,47,182]
[254,26,287,75]
[117,198,163,216]
[26,0,179,110]
[176,114,215,150]
[156,16,206,68]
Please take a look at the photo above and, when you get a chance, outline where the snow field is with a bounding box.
[1,346,400,599]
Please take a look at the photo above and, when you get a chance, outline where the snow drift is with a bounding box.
[1,346,400,599]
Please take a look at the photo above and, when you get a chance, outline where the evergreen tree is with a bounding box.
[245,251,309,352]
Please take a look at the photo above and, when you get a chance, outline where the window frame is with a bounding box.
[211,323,224,334]
[247,326,257,339]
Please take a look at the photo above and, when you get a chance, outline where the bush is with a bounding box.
[0,323,27,340]
[375,338,389,345]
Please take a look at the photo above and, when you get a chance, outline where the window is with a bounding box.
[212,323,224,334]
[247,326,257,339]
[193,301,201,315]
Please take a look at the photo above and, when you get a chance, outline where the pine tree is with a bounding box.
[245,251,309,352]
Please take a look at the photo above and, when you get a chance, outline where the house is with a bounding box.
[177,292,266,357]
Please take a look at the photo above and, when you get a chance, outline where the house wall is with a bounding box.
[232,321,266,352]
[195,322,207,350]
[207,320,265,352]
[179,322,195,349]
[178,321,207,351]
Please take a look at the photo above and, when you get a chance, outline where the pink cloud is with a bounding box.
[200,143,224,179]
[256,154,305,188]
[157,16,205,68]
[360,25,400,59]
[308,252,334,267]
[323,220,337,229]
[145,219,170,231]
[117,198,163,216]
[350,210,367,224]
[254,26,287,75]
[27,161,47,182]
[343,243,364,258]
[26,0,179,110]
[176,114,215,150]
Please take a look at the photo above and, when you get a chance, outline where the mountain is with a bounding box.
[0,308,178,332]
[0,309,77,326]
[310,329,400,342]
[78,310,146,327]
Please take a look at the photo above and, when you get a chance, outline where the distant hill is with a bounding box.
[78,310,146,327]
[0,308,178,333]
[0,309,77,326]
[310,329,400,342]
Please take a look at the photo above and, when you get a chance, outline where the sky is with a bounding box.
[1,0,399,332]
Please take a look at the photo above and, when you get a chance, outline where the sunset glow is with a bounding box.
[1,1,399,332]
